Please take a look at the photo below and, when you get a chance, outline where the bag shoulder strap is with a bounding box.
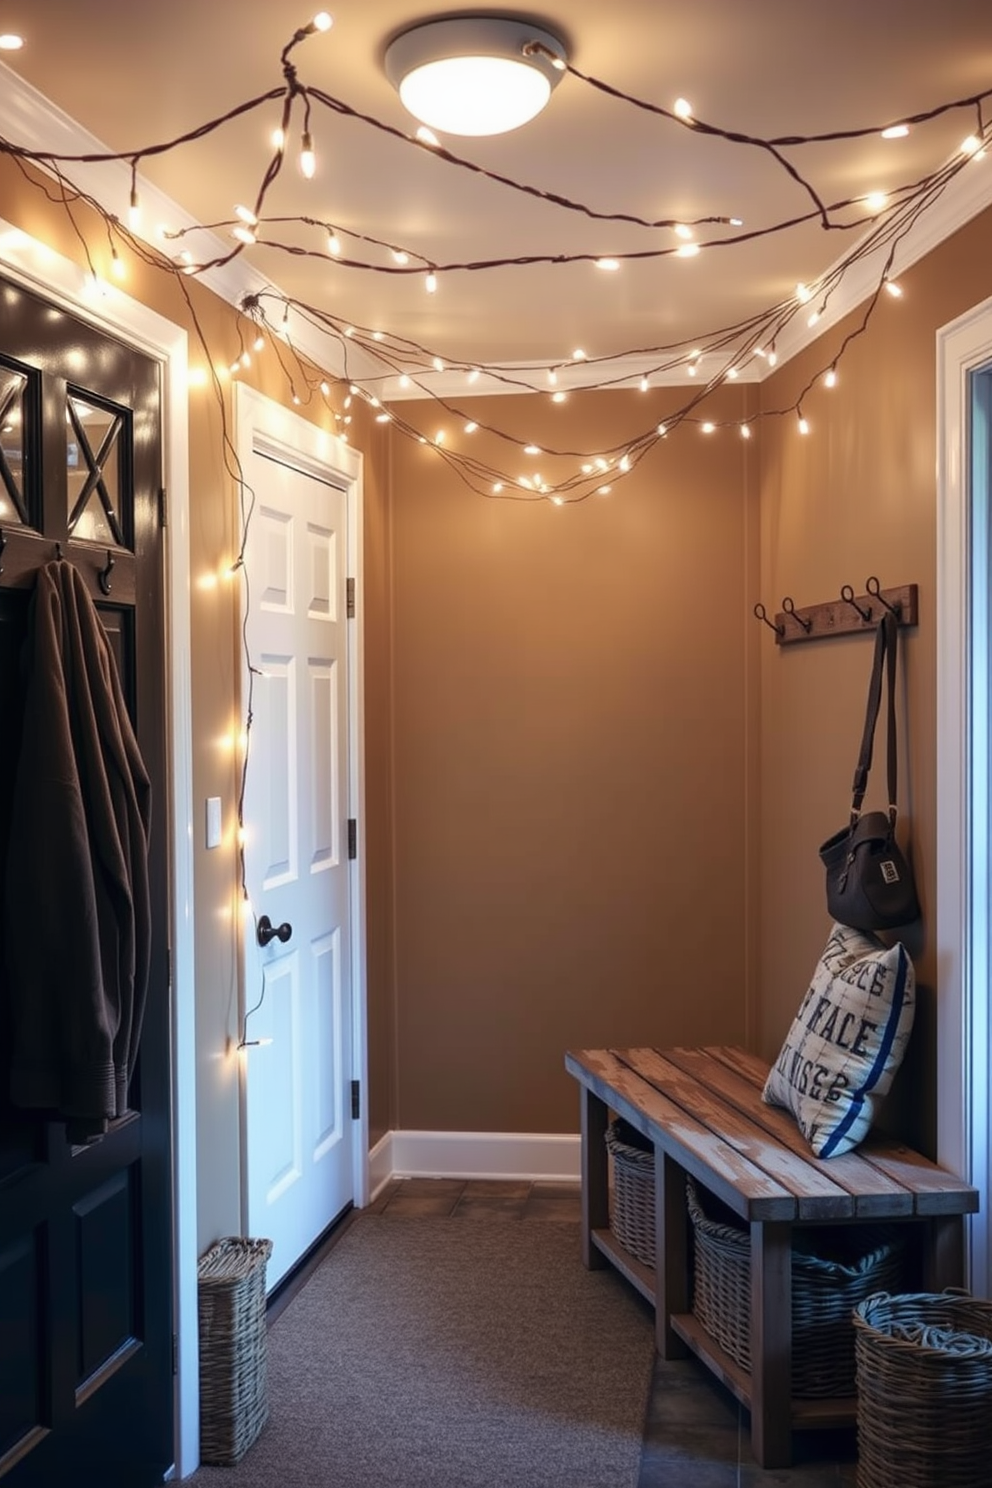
[850,612,899,823]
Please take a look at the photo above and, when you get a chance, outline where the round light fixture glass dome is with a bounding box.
[384,16,567,137]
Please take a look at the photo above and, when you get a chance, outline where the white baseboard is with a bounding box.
[366,1130,581,1200]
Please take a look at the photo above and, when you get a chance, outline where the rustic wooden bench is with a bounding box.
[565,1045,980,1469]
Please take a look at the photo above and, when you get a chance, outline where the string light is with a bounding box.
[0,6,986,507]
[425,269,438,293]
[884,279,904,297]
[327,230,342,255]
[824,366,838,387]
[740,424,752,439]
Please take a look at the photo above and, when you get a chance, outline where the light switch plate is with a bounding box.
[205,796,222,850]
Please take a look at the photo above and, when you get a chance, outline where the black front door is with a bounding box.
[0,274,173,1485]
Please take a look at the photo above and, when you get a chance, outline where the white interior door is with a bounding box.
[241,446,354,1290]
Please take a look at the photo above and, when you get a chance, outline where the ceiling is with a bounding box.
[1,1,991,385]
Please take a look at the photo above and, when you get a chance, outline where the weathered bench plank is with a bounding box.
[659,1046,915,1217]
[565,1049,795,1221]
[614,1048,855,1220]
[706,1046,980,1215]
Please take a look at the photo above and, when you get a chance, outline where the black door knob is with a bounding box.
[257,914,293,947]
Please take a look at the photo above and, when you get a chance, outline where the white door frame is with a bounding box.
[936,292,992,1296]
[233,383,369,1220]
[0,223,198,1473]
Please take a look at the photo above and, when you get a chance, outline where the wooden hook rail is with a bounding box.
[754,579,919,646]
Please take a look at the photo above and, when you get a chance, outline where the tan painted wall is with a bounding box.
[387,389,758,1132]
[0,159,393,1235]
[756,205,992,1155]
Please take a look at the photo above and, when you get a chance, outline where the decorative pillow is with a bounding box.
[762,921,915,1158]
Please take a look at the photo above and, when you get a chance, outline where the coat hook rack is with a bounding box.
[753,601,785,638]
[98,549,115,595]
[753,580,919,646]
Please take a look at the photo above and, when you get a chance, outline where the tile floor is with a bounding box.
[362,1179,859,1487]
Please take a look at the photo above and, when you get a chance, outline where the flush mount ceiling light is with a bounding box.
[384,15,567,137]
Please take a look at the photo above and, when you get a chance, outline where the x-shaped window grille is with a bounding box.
[67,393,126,545]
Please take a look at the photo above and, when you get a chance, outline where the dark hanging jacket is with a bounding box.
[3,558,152,1142]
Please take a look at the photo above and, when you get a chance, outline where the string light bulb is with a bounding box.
[311,11,332,31]
[327,230,342,255]
[797,413,810,435]
[677,242,701,257]
[425,269,438,293]
[392,249,409,264]
[595,257,620,271]
[824,367,838,387]
[299,130,316,179]
[128,185,141,230]
[884,279,904,297]
[673,97,693,119]
[740,424,752,439]
[111,247,125,281]
[882,123,910,139]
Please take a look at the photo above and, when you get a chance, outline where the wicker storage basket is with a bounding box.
[606,1119,655,1266]
[197,1236,273,1465]
[853,1290,992,1488]
[687,1178,906,1398]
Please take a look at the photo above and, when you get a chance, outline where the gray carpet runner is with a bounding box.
[189,1215,654,1487]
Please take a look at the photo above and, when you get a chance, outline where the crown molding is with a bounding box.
[0,61,379,385]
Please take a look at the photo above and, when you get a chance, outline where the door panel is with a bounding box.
[243,450,353,1290]
[0,275,172,1486]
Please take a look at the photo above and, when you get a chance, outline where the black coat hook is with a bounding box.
[98,549,115,595]
[0,527,5,576]
[782,596,812,633]
[840,584,872,622]
[865,575,901,616]
[753,602,785,638]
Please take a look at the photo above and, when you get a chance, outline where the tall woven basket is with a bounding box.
[853,1290,992,1488]
[687,1177,906,1398]
[197,1236,274,1465]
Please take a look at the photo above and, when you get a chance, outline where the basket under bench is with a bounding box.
[565,1045,980,1470]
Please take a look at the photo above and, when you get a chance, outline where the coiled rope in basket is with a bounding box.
[853,1290,992,1488]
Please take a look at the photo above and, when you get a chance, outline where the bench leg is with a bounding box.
[580,1086,609,1270]
[654,1149,690,1358]
[749,1220,792,1469]
[922,1214,965,1291]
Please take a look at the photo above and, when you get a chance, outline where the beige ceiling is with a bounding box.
[2,1,992,373]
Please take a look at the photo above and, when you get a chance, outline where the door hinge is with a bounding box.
[158,486,168,528]
[347,818,357,860]
[350,1080,361,1120]
[346,577,356,619]
[172,1333,178,1376]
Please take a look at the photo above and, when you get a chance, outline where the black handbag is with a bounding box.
[818,611,920,931]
